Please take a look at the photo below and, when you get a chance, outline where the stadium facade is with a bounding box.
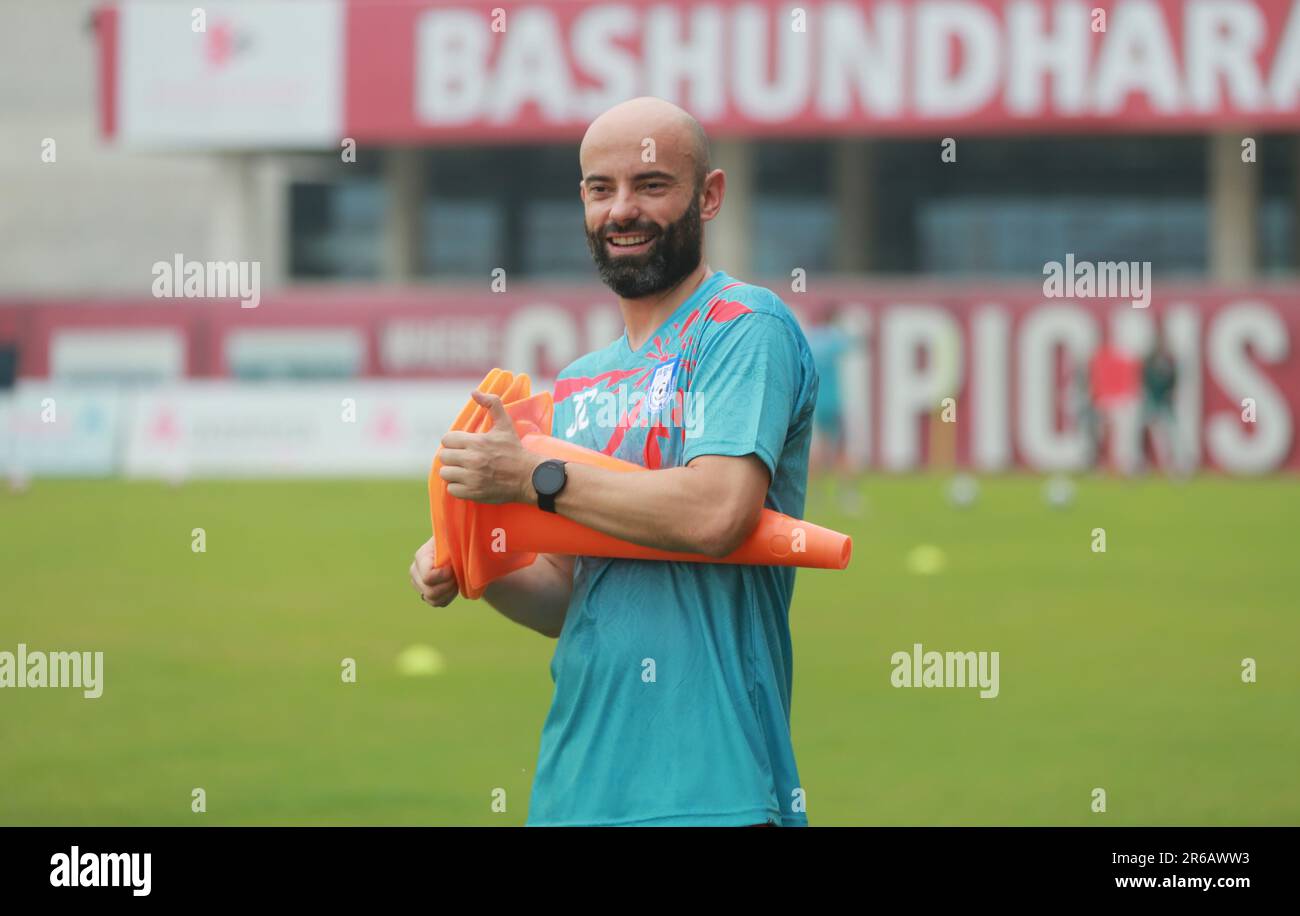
[2,0,1299,474]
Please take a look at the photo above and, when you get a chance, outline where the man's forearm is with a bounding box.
[544,458,764,558]
[482,553,573,638]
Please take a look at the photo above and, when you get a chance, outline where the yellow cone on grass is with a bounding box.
[396,644,445,677]
[906,544,947,576]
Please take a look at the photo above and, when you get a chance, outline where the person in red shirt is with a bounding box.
[1089,343,1141,476]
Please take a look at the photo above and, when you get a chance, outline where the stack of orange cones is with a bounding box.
[429,370,853,599]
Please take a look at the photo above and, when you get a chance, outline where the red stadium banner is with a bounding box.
[2,286,1297,474]
[98,0,1300,146]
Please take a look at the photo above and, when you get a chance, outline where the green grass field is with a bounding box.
[1,475,1297,825]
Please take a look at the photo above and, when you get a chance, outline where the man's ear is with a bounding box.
[700,169,725,223]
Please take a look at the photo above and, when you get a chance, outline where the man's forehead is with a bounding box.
[580,137,692,179]
[580,118,695,176]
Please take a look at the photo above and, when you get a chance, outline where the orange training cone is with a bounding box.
[429,371,852,599]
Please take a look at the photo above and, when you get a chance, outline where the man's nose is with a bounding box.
[607,187,641,226]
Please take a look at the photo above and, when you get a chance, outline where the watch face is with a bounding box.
[533,461,565,496]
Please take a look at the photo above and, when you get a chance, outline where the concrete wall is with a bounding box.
[0,0,220,296]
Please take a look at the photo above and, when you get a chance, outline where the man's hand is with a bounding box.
[410,536,457,608]
[437,390,543,504]
[409,533,572,638]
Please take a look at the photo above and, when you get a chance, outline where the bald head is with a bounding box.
[580,97,710,192]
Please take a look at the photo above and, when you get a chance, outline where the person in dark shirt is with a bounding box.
[1140,340,1183,476]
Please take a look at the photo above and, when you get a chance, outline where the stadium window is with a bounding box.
[289,153,385,280]
[916,196,1207,277]
[421,146,506,278]
[422,200,501,278]
[421,144,589,279]
[518,145,591,277]
[873,136,1210,278]
[753,141,834,278]
[1258,134,1298,277]
[522,199,592,277]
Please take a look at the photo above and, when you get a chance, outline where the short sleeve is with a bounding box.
[682,313,801,478]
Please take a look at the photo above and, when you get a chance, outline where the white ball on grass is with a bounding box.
[947,474,979,509]
[1044,474,1076,509]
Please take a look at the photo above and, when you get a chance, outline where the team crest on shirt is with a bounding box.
[646,356,682,414]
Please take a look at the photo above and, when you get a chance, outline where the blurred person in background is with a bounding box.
[805,308,860,515]
[1140,339,1184,477]
[928,320,965,502]
[1071,358,1102,470]
[1089,341,1142,476]
[410,97,815,827]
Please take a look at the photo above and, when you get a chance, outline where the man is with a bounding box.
[1139,339,1182,476]
[410,97,818,827]
[805,309,860,514]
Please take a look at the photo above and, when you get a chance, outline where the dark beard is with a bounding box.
[586,195,703,299]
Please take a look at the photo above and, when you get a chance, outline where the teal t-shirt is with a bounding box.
[525,270,818,827]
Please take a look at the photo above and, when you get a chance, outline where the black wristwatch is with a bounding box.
[531,460,567,513]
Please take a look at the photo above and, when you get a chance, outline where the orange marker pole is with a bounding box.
[475,431,851,570]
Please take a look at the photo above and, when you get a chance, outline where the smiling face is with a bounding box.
[579,98,722,299]
[583,186,703,300]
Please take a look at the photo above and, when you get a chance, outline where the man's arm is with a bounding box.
[410,536,573,638]
[482,553,574,638]
[546,454,770,558]
[435,309,798,590]
[438,391,772,559]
